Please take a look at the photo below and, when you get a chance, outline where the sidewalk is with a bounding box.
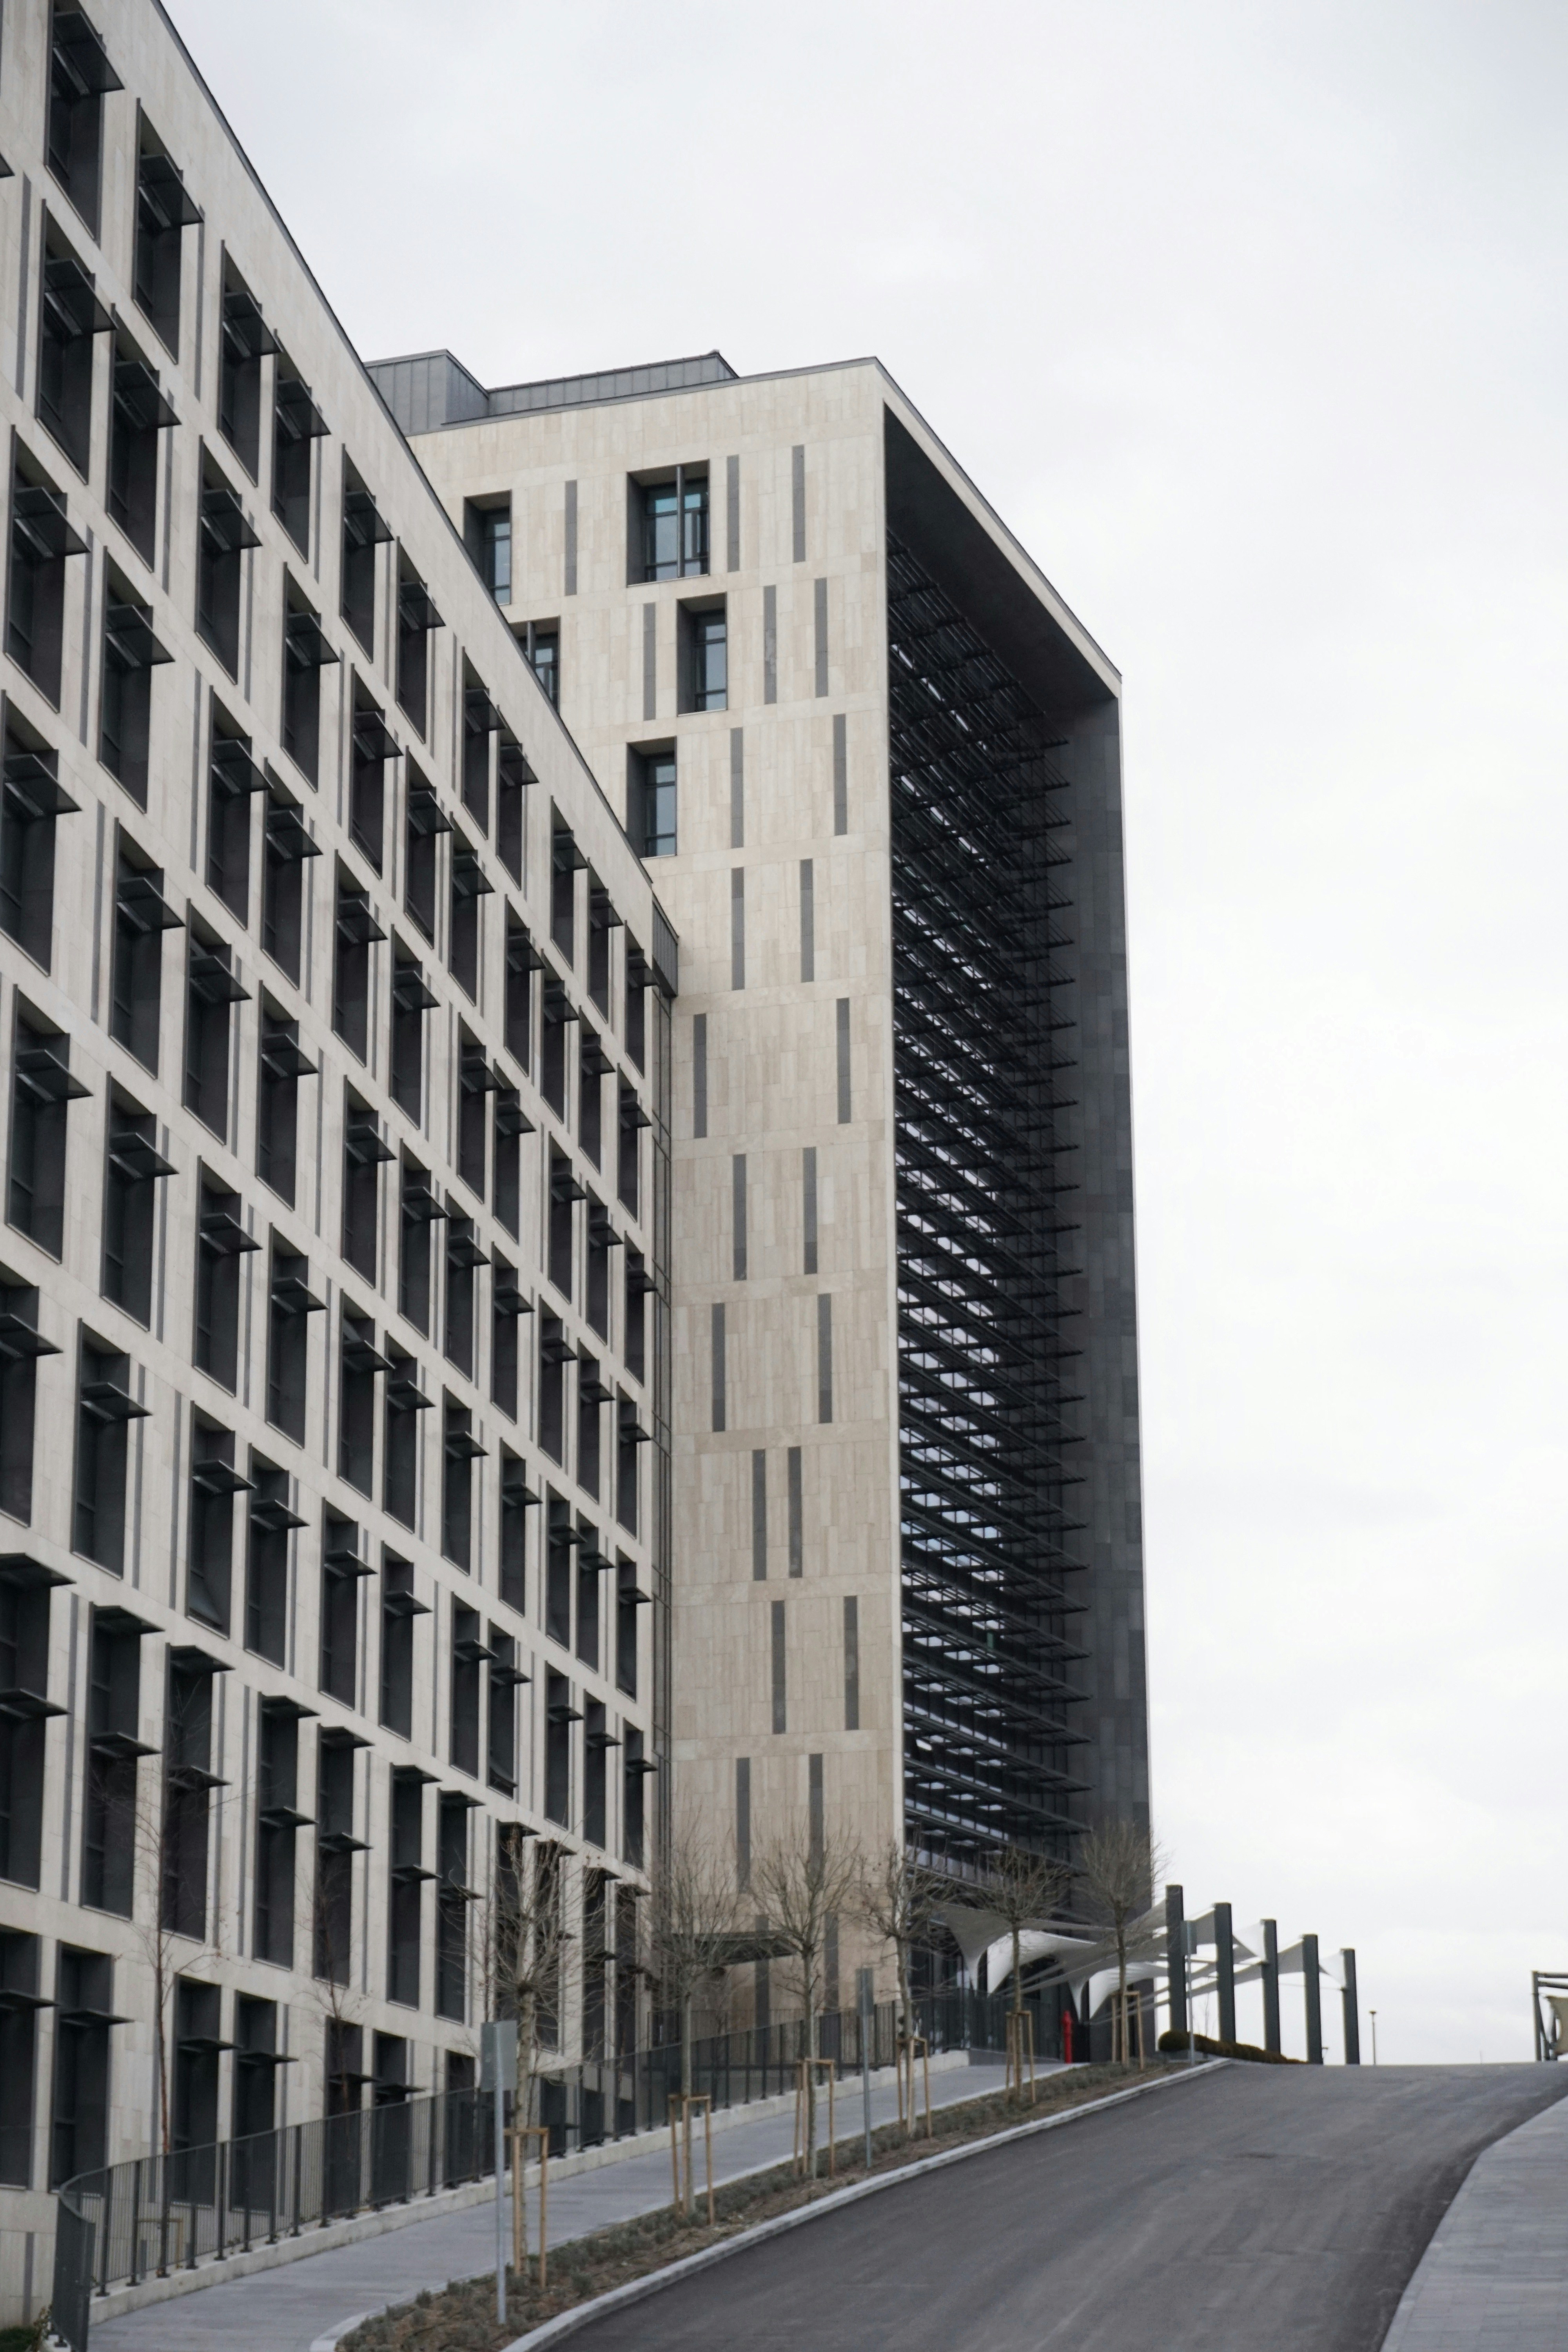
[89,2058,1020,2352]
[1381,2083,1568,2352]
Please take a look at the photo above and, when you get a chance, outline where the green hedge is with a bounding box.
[1156,2028,1300,2065]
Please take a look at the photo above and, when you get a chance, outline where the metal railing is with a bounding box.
[51,1989,1031,2346]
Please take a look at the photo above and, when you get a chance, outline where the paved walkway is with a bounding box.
[90,2060,1015,2352]
[1381,2078,1568,2351]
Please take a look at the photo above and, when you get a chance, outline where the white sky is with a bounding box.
[165,0,1568,2062]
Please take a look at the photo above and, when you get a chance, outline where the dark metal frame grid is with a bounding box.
[887,533,1091,1863]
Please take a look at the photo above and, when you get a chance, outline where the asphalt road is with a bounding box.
[565,2064,1568,2352]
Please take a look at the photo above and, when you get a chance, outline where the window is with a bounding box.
[458,1033,494,1198]
[133,138,198,355]
[47,6,120,236]
[505,913,540,1075]
[449,1601,486,1777]
[577,1356,606,1499]
[49,1947,118,2189]
[465,498,510,601]
[548,1151,581,1300]
[488,1631,522,1794]
[7,457,86,704]
[624,1253,649,1386]
[586,1201,613,1338]
[218,272,274,479]
[101,587,173,804]
[38,234,109,476]
[195,1174,256,1390]
[463,677,495,830]
[282,592,337,786]
[584,1702,609,1851]
[617,1562,642,1699]
[448,829,490,998]
[0,1557,63,1891]
[73,1337,143,1572]
[266,1246,321,1444]
[174,1987,227,2179]
[586,883,617,1015]
[679,601,728,713]
[80,1603,150,1917]
[161,1651,221,1941]
[383,1353,428,1530]
[630,747,676,858]
[388,949,430,1120]
[494,1088,528,1239]
[521,621,559,707]
[617,1398,645,1535]
[319,1514,367,1706]
[232,1996,280,2146]
[625,937,648,1071]
[9,1009,88,1257]
[545,1498,573,1647]
[635,469,708,582]
[623,1729,648,1867]
[388,1770,426,2007]
[397,570,440,736]
[273,361,325,554]
[314,1733,361,1984]
[338,1312,388,1497]
[617,1084,646,1217]
[576,1532,601,1670]
[544,1671,576,1827]
[207,723,263,924]
[342,1094,389,1283]
[435,1796,470,2023]
[350,693,396,875]
[499,1454,532,1614]
[580,1026,607,1167]
[540,981,570,1120]
[491,1257,524,1419]
[397,1160,442,1337]
[442,1397,483,1570]
[0,1270,57,1523]
[102,1094,172,1326]
[404,766,446,940]
[497,734,530,883]
[246,1456,301,1666]
[257,1007,313,1205]
[341,465,388,653]
[379,1552,425,1735]
[197,458,261,676]
[2,720,79,968]
[188,1416,247,1632]
[109,841,179,1069]
[184,926,247,1137]
[261,789,318,983]
[539,1319,568,1465]
[550,818,582,960]
[334,877,385,1062]
[251,1704,305,1966]
[109,341,177,568]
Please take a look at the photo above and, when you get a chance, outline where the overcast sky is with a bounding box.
[167,0,1568,2062]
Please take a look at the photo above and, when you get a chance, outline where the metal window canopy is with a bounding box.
[112,357,179,433]
[406,780,451,838]
[494,1094,534,1139]
[343,486,392,550]
[284,608,338,670]
[43,255,111,343]
[398,578,443,633]
[12,481,87,563]
[274,370,327,443]
[450,840,493,899]
[336,894,387,949]
[263,794,321,866]
[210,736,265,798]
[105,601,172,673]
[222,285,277,363]
[4,751,79,823]
[15,1038,88,1103]
[137,150,201,233]
[200,483,261,554]
[352,704,400,764]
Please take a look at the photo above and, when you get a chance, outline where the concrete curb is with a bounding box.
[496,2061,1229,2352]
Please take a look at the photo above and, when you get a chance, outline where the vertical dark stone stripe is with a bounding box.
[726,455,740,572]
[802,1147,818,1275]
[564,480,578,595]
[808,1751,823,1861]
[735,1755,751,1885]
[843,1596,859,1730]
[771,1600,786,1733]
[787,1445,803,1576]
[711,1301,726,1431]
[642,602,656,719]
[692,1013,707,1138]
[763,585,777,704]
[835,998,851,1123]
[813,577,828,696]
[732,1154,747,1280]
[799,858,814,981]
[751,1450,767,1580]
[730,867,745,990]
[817,1294,833,1425]
[730,727,744,848]
[791,445,806,563]
[833,712,848,835]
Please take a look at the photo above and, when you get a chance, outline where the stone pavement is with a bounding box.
[89,2058,1018,2352]
[1381,2080,1568,2352]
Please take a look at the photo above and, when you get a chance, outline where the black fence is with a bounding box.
[51,1989,1032,2348]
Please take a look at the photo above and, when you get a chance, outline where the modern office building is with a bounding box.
[0,0,1147,2318]
[0,0,673,2312]
[373,353,1149,1953]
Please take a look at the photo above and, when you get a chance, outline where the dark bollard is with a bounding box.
[1341,1949,1361,2064]
[1262,1919,1281,2054]
[1215,1902,1236,2046]
[1303,1934,1323,2063]
[1165,1884,1187,2044]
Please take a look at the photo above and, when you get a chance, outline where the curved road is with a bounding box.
[568,2065,1567,2352]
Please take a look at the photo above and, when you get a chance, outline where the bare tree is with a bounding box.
[982,1843,1071,2033]
[857,1843,944,2056]
[1076,1820,1167,2064]
[751,1817,862,2177]
[643,1820,740,2095]
[478,1830,575,2137]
